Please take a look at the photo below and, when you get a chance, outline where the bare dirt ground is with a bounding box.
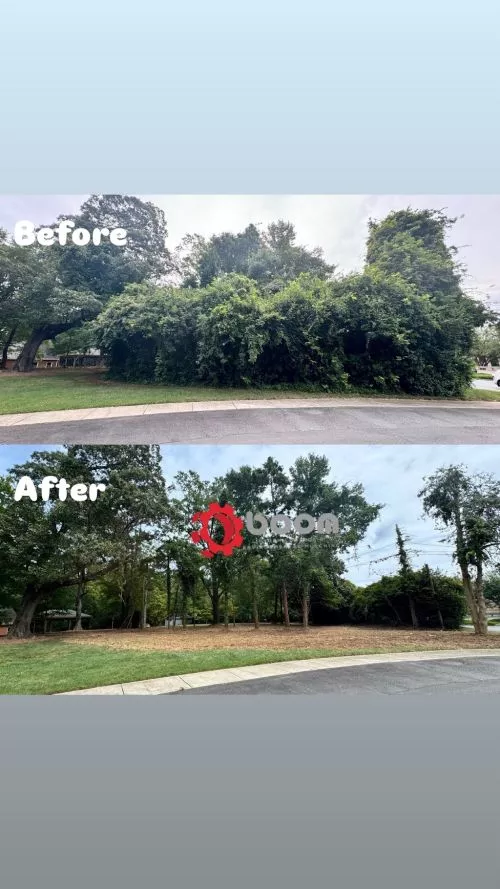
[6,624,500,653]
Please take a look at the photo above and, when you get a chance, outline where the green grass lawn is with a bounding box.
[1,369,499,414]
[0,641,422,695]
[0,370,352,414]
[463,388,500,401]
[473,372,494,380]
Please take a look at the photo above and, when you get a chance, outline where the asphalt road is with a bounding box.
[2,405,500,444]
[177,656,500,694]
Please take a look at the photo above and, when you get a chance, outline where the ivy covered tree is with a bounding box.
[419,465,500,635]
[395,525,418,628]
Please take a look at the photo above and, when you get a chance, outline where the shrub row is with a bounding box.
[95,271,479,396]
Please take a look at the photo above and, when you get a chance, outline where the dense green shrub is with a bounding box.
[196,276,270,386]
[93,208,486,396]
[309,578,357,624]
[95,284,172,381]
[352,570,466,630]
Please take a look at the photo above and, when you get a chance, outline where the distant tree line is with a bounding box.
[2,447,497,638]
[473,324,500,366]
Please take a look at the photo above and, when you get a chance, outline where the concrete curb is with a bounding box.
[56,649,500,695]
[1,396,499,427]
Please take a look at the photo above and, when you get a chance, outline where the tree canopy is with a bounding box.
[1,204,489,391]
[419,465,500,635]
[92,208,487,396]
[175,220,334,290]
[0,194,171,371]
[1,447,481,638]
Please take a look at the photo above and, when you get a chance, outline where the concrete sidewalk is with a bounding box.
[57,649,500,695]
[1,396,499,427]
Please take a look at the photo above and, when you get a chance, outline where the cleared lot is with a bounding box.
[4,625,500,694]
[10,623,500,653]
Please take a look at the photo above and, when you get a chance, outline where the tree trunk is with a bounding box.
[474,567,489,635]
[426,566,444,629]
[166,559,171,629]
[474,594,489,635]
[0,327,16,369]
[384,596,402,625]
[458,562,483,633]
[282,583,290,628]
[408,595,419,629]
[172,585,178,630]
[13,323,74,372]
[252,600,260,630]
[224,587,229,629]
[181,585,187,628]
[13,328,48,372]
[211,596,219,625]
[140,578,148,629]
[210,570,220,625]
[273,587,279,623]
[119,582,135,628]
[251,570,259,629]
[74,572,84,632]
[8,586,43,638]
[302,588,309,630]
[453,500,487,635]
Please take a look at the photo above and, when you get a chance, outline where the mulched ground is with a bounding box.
[5,624,500,653]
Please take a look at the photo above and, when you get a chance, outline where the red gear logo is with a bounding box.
[190,502,245,558]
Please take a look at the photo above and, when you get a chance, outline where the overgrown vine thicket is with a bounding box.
[0,201,489,393]
[95,210,486,396]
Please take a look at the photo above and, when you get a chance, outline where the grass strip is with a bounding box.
[0,641,434,695]
[1,370,500,413]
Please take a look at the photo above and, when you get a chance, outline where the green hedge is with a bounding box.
[94,270,482,397]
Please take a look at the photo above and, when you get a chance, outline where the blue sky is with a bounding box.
[3,444,499,586]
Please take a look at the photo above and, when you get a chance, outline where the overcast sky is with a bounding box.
[2,444,498,586]
[0,195,499,308]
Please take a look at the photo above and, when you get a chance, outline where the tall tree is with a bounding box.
[177,220,334,290]
[395,525,419,628]
[9,195,170,371]
[419,465,500,635]
[221,464,269,628]
[2,445,168,637]
[56,194,171,295]
[366,209,462,295]
[0,232,42,368]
